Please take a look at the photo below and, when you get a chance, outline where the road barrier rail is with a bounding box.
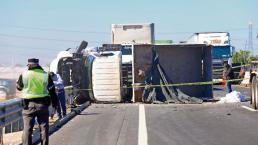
[0,98,23,129]
[0,98,23,144]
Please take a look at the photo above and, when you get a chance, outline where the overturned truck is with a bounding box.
[50,41,213,105]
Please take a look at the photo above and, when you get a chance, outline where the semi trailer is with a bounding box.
[186,32,233,80]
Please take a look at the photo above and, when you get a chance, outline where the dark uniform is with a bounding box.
[223,62,234,93]
[17,58,58,145]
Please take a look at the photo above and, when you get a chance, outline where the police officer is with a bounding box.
[17,58,58,145]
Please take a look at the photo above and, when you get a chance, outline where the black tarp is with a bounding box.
[142,49,203,104]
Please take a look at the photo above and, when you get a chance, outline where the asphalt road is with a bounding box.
[146,103,258,145]
[49,102,258,145]
[49,104,139,145]
[49,85,258,145]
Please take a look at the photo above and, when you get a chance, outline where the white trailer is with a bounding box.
[187,32,230,46]
[187,32,232,80]
[111,23,155,44]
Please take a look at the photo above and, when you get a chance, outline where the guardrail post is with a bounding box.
[0,98,23,143]
[0,128,3,145]
[0,102,5,145]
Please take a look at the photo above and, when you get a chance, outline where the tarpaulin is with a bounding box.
[142,49,203,104]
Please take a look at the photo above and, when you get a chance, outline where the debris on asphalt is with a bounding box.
[218,91,245,103]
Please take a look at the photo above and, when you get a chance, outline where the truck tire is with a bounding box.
[252,77,257,109]
[255,79,258,109]
[251,76,256,105]
[251,83,253,104]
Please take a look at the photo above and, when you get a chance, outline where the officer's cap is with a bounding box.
[27,58,39,65]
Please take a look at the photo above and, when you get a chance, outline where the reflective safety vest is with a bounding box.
[22,69,49,99]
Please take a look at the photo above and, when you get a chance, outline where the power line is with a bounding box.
[224,28,248,31]
[1,25,111,35]
[0,44,64,51]
[231,39,247,41]
[0,33,79,42]
[0,33,106,44]
[0,24,250,36]
[158,27,249,33]
[1,24,193,35]
[1,25,192,35]
[157,32,193,35]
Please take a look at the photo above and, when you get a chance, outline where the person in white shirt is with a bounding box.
[50,72,66,119]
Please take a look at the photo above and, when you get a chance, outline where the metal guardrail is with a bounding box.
[0,98,22,129]
[0,86,74,130]
[0,98,23,144]
[0,86,76,144]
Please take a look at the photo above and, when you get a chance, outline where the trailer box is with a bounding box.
[112,23,155,44]
[132,44,213,102]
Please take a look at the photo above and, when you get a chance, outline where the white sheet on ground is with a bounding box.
[218,91,245,103]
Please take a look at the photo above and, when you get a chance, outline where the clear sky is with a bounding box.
[0,0,257,66]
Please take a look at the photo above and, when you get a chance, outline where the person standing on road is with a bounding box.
[17,58,58,145]
[50,72,66,119]
[223,61,234,93]
[228,57,232,66]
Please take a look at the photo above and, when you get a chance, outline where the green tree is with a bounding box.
[249,55,258,61]
[232,50,251,64]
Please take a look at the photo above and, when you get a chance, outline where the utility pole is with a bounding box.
[248,22,253,56]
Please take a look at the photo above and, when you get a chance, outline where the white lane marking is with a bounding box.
[138,104,148,145]
[241,105,257,112]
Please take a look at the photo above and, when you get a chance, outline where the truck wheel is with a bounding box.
[255,80,258,109]
[251,76,256,105]
[252,77,257,109]
[251,82,253,104]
